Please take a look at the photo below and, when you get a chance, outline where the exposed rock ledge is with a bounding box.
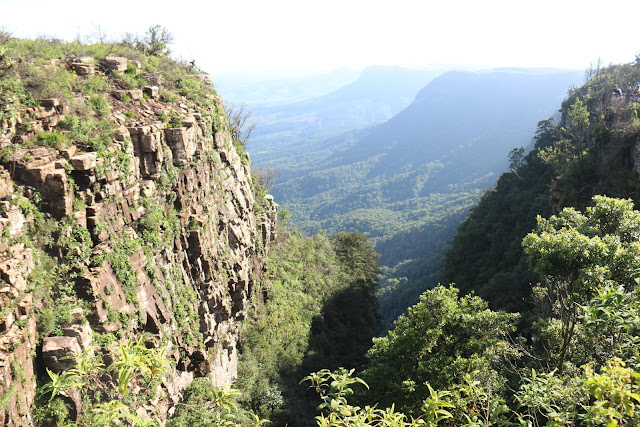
[0,84,277,423]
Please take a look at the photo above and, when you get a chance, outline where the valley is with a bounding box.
[2,20,640,427]
[238,66,583,324]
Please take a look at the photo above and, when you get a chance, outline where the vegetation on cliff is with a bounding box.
[0,27,276,426]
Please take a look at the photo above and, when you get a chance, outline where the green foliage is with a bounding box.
[59,114,115,151]
[22,62,74,100]
[361,285,517,418]
[515,358,640,427]
[112,69,147,90]
[302,368,452,426]
[0,74,36,126]
[72,74,110,95]
[508,146,526,173]
[39,338,172,426]
[89,94,110,118]
[31,130,71,149]
[236,227,381,425]
[126,25,175,57]
[523,196,640,370]
[167,380,252,426]
[105,233,141,304]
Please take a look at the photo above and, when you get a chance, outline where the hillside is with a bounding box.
[0,32,390,427]
[267,68,582,323]
[245,66,448,154]
[443,60,640,314]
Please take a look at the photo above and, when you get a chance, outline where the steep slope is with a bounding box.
[0,38,277,424]
[267,68,581,323]
[443,59,640,314]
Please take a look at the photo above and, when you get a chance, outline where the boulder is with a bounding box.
[72,63,94,76]
[102,56,128,72]
[42,336,82,372]
[70,152,97,171]
[112,90,128,101]
[62,322,92,350]
[143,86,159,99]
[128,89,144,100]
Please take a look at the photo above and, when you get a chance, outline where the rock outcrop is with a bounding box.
[0,53,276,425]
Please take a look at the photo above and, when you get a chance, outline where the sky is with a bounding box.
[2,0,640,77]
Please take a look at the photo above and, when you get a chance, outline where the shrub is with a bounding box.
[32,131,70,149]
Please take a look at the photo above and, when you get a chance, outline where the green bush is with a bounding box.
[32,131,70,149]
[89,94,110,118]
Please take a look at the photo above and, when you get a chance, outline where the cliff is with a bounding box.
[0,40,277,425]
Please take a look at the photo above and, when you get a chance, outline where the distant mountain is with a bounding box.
[266,68,583,325]
[214,68,361,107]
[246,66,450,158]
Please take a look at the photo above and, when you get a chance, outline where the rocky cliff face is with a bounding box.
[0,54,276,424]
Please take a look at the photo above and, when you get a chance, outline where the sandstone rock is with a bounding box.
[0,244,33,292]
[0,202,25,237]
[34,106,55,119]
[42,336,82,372]
[112,90,128,101]
[143,86,159,99]
[62,322,92,350]
[39,98,60,108]
[166,127,196,166]
[141,132,161,153]
[70,152,97,171]
[102,56,128,72]
[1,311,15,332]
[44,169,73,219]
[0,166,13,199]
[60,146,77,158]
[114,127,131,142]
[72,63,94,76]
[145,74,162,86]
[129,89,144,100]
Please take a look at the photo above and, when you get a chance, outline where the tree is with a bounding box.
[224,102,256,148]
[361,286,517,417]
[508,147,526,173]
[124,25,174,56]
[303,232,382,372]
[523,196,640,371]
[144,25,174,56]
[538,98,591,175]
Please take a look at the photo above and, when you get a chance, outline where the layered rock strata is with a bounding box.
[0,61,276,424]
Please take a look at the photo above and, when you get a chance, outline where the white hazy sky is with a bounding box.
[2,0,639,76]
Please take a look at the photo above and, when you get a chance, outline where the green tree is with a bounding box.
[508,147,526,173]
[361,286,517,418]
[331,232,381,285]
[523,196,640,371]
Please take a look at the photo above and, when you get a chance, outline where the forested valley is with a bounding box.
[3,29,640,427]
[219,58,640,425]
